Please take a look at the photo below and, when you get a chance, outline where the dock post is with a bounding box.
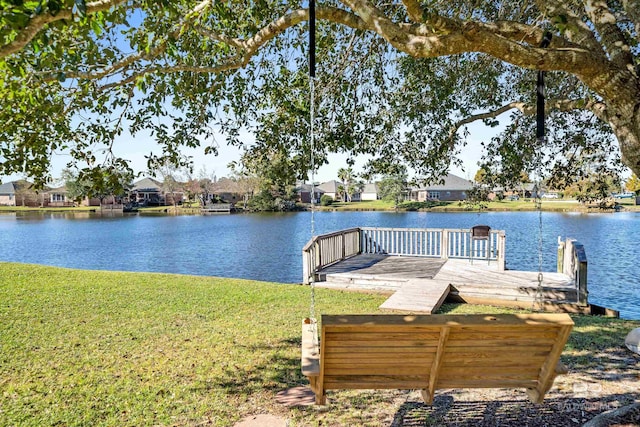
[302,250,310,284]
[497,232,506,271]
[440,231,449,260]
[557,237,564,273]
[573,243,588,306]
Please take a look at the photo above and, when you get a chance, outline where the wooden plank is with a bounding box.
[325,339,439,348]
[442,355,546,367]
[316,318,327,405]
[324,351,436,361]
[324,331,442,341]
[324,346,432,355]
[326,359,432,369]
[424,326,450,404]
[439,365,542,379]
[443,349,550,358]
[325,326,443,334]
[438,378,539,388]
[527,324,574,403]
[301,319,320,377]
[324,376,429,390]
[379,279,450,313]
[445,339,555,348]
[326,366,431,376]
[321,313,574,328]
[448,330,561,340]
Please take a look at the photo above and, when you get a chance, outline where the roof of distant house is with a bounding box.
[46,185,68,193]
[131,177,163,192]
[212,177,242,193]
[362,183,379,194]
[317,180,342,193]
[413,173,473,191]
[295,183,325,194]
[0,181,16,195]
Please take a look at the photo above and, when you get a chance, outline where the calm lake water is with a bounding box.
[0,210,638,319]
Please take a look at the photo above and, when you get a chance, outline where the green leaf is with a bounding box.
[90,19,102,36]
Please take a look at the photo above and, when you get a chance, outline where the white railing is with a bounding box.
[302,227,506,283]
[201,203,232,212]
[361,227,443,256]
[361,227,505,267]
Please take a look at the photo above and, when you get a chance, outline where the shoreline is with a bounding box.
[1,201,639,214]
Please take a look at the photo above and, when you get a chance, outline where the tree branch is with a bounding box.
[447,102,528,146]
[97,63,247,91]
[583,0,635,69]
[447,98,609,145]
[400,0,423,23]
[621,0,640,34]
[0,0,130,59]
[48,6,367,90]
[535,0,605,54]
[42,0,213,83]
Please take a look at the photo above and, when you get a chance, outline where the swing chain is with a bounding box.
[532,182,545,311]
[309,65,317,323]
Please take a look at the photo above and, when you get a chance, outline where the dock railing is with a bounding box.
[557,237,588,306]
[202,203,232,213]
[303,227,506,284]
[302,228,361,284]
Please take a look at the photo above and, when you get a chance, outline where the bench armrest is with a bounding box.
[301,318,320,377]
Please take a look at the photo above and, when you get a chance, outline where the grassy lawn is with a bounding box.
[1,263,638,426]
[318,199,586,212]
[319,200,396,210]
[0,263,385,426]
[0,206,96,212]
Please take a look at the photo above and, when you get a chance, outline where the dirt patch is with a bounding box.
[233,414,287,427]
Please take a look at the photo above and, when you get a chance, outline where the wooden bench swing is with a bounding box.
[301,313,573,405]
[300,0,573,407]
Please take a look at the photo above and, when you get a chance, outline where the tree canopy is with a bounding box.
[1,0,639,189]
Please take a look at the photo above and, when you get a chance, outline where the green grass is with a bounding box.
[483,199,582,211]
[0,206,96,212]
[0,263,384,426]
[314,199,596,212]
[1,263,638,426]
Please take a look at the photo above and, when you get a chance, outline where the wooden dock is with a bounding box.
[317,255,578,313]
[201,203,233,213]
[303,227,599,315]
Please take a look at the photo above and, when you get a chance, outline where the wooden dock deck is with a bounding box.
[201,203,233,213]
[316,255,578,313]
[303,227,594,315]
